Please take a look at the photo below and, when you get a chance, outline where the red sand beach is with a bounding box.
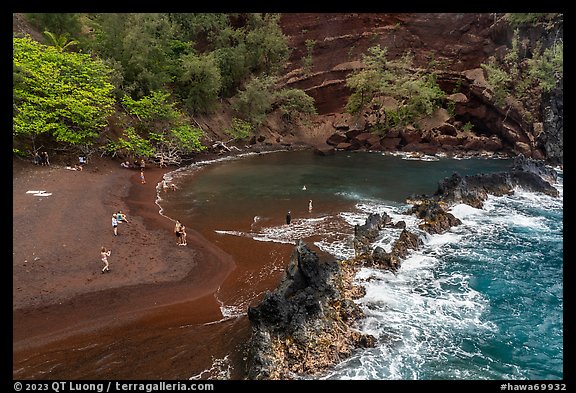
[12,156,250,379]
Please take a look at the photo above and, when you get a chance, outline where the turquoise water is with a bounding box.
[160,150,563,380]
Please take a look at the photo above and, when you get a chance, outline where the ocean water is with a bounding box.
[159,150,563,380]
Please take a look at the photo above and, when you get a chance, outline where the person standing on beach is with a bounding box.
[179,225,188,246]
[112,214,118,236]
[100,246,111,273]
[174,219,183,245]
[41,151,50,166]
[140,169,146,184]
[286,211,292,225]
[308,199,313,213]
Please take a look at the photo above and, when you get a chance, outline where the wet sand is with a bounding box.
[12,156,251,379]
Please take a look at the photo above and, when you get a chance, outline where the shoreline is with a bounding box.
[13,154,239,377]
[13,146,561,379]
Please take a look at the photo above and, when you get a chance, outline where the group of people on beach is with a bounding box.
[174,219,187,246]
[111,210,129,236]
[103,210,130,273]
[119,158,147,184]
[101,168,188,273]
[33,151,50,166]
[162,179,177,192]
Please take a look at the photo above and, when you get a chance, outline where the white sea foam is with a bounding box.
[188,355,232,380]
[449,203,484,220]
[217,214,352,249]
[322,246,495,380]
[320,191,545,379]
[314,239,354,260]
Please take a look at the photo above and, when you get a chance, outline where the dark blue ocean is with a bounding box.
[160,150,563,380]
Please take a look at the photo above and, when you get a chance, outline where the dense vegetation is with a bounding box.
[13,13,563,163]
[481,13,563,118]
[13,13,316,162]
[345,45,445,133]
[13,36,115,154]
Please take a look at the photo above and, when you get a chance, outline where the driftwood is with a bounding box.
[212,140,242,152]
[154,148,182,166]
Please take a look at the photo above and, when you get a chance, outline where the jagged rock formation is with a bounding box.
[407,200,463,234]
[246,240,375,380]
[540,79,563,165]
[419,155,559,209]
[352,212,422,271]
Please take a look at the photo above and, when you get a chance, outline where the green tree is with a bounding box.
[244,13,290,73]
[346,45,445,127]
[168,13,229,45]
[118,90,206,158]
[121,13,175,98]
[480,30,562,110]
[13,36,115,151]
[275,88,317,122]
[506,13,557,26]
[302,39,316,73]
[121,90,179,122]
[177,52,222,113]
[90,13,176,98]
[214,43,249,96]
[26,13,82,37]
[233,75,277,126]
[224,117,253,140]
[481,59,511,106]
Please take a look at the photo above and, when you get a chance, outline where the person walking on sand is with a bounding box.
[112,214,119,236]
[140,169,146,184]
[174,219,183,245]
[100,246,111,273]
[308,199,313,213]
[286,211,292,225]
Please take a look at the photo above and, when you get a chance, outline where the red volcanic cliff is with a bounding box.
[278,13,562,163]
[279,13,505,114]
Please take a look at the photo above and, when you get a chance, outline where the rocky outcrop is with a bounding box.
[321,65,552,160]
[429,155,559,209]
[246,144,560,381]
[246,240,375,380]
[407,200,463,234]
[539,78,563,165]
[352,213,422,271]
[370,229,423,271]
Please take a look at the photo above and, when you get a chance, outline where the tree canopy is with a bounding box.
[13,13,316,159]
[13,36,115,151]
